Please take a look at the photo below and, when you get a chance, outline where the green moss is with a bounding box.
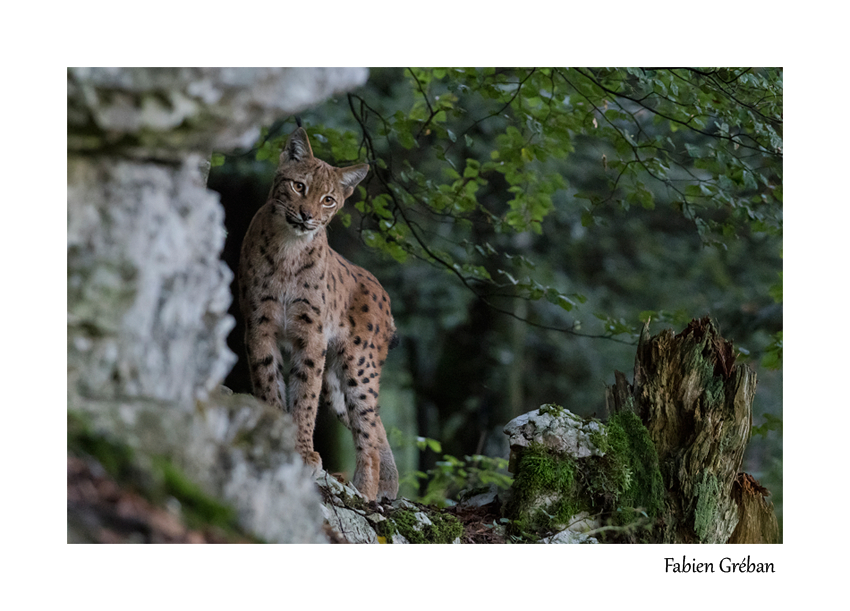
[539,403,566,417]
[704,375,725,409]
[68,411,137,482]
[152,456,239,532]
[605,411,665,520]
[374,515,396,539]
[539,404,584,424]
[588,425,610,454]
[682,328,728,412]
[506,443,583,537]
[693,472,720,541]
[389,509,463,544]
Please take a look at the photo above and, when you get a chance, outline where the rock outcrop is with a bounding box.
[67,67,368,543]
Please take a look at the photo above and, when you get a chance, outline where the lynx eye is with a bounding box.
[291,181,305,193]
[322,195,337,208]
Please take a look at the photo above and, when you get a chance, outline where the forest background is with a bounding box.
[208,67,783,526]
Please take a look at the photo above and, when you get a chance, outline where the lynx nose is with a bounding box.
[300,208,313,221]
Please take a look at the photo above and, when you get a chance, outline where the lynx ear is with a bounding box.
[339,163,369,199]
[280,127,314,163]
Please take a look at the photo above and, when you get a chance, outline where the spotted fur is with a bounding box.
[238,127,399,501]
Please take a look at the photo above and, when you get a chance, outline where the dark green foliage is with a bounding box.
[225,67,781,343]
[762,331,783,370]
[405,451,513,507]
[389,429,514,505]
[751,413,783,439]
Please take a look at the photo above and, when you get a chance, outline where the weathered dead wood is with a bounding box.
[606,317,778,543]
[728,473,780,544]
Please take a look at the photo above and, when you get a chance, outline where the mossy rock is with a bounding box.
[504,407,664,541]
[378,506,463,544]
[68,410,251,539]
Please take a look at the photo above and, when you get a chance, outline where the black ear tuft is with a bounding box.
[280,127,313,163]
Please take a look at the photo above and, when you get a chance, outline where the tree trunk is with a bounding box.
[606,317,778,543]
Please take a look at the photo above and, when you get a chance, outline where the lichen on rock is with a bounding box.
[504,403,607,461]
[315,477,463,544]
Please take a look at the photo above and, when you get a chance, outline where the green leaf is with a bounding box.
[751,413,782,439]
[398,129,416,150]
[443,166,461,180]
[768,272,782,303]
[685,184,703,197]
[416,436,442,453]
[498,269,518,285]
[336,211,351,228]
[545,288,575,311]
[762,331,783,370]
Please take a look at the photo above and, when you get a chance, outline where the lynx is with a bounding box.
[238,127,399,501]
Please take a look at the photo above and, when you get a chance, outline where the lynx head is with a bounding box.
[270,127,369,236]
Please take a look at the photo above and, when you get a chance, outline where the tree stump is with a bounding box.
[606,317,778,543]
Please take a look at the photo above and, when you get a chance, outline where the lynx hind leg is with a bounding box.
[323,358,384,499]
[325,311,399,500]
[375,415,399,500]
[321,358,351,428]
[344,393,398,500]
[340,369,387,501]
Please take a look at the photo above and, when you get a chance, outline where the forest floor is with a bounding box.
[444,502,507,544]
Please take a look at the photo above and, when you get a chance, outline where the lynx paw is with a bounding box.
[300,450,323,474]
[377,478,398,501]
[378,450,399,500]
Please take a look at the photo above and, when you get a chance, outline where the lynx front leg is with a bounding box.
[287,332,327,472]
[244,309,286,410]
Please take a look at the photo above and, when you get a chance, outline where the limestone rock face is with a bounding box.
[68,67,369,152]
[315,476,464,544]
[503,404,606,460]
[67,67,369,543]
[318,475,380,545]
[67,154,235,403]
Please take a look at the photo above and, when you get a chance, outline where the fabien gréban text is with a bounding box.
[665,556,775,573]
